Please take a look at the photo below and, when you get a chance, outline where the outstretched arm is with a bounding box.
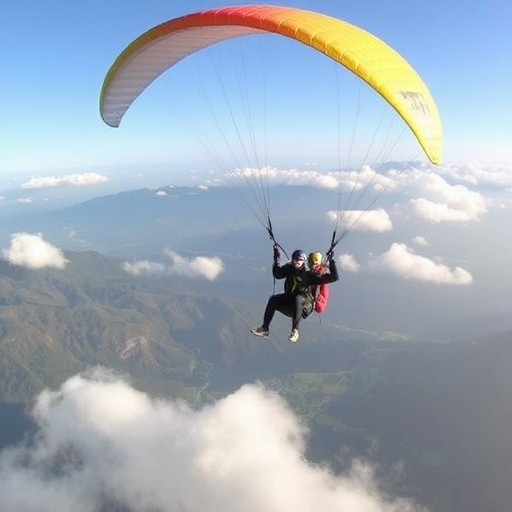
[271,245,293,279]
[309,255,339,285]
[325,258,339,283]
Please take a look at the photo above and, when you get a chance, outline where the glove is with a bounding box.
[273,244,281,263]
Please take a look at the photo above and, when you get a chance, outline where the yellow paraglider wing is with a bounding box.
[100,5,442,164]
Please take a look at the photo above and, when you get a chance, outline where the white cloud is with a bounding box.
[411,236,428,247]
[328,208,392,233]
[21,173,108,189]
[121,260,166,276]
[165,249,224,281]
[0,369,427,512]
[409,173,489,223]
[369,243,472,285]
[122,251,224,281]
[411,197,486,223]
[2,232,68,269]
[339,253,361,273]
[438,162,512,189]
[336,165,397,194]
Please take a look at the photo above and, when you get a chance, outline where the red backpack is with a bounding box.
[314,283,329,313]
[312,263,330,313]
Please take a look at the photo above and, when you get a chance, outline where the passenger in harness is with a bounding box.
[251,247,339,343]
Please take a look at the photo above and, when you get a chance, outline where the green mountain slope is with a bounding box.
[0,250,392,403]
[0,251,240,401]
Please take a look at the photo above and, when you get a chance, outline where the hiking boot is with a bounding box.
[288,329,299,343]
[251,326,269,338]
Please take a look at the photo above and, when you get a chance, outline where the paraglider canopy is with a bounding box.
[100,4,442,165]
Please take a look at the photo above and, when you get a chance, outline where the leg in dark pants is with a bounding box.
[263,293,302,330]
[290,294,303,330]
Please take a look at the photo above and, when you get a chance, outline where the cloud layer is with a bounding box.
[0,369,427,512]
[217,163,503,227]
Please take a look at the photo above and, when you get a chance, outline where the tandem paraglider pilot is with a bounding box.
[251,247,339,343]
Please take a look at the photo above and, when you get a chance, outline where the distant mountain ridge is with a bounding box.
[9,184,354,258]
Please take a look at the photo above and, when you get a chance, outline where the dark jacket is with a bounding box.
[273,259,339,317]
[272,262,310,296]
[273,258,339,293]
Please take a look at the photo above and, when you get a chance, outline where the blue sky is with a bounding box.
[1,0,511,188]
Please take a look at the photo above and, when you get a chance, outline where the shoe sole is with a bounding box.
[250,330,269,339]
